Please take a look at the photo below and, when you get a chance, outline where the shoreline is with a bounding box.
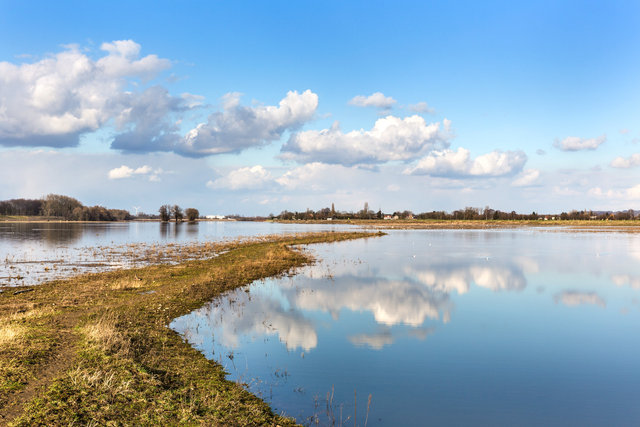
[3,216,640,228]
[0,231,382,425]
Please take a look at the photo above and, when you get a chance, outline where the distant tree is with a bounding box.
[42,194,82,219]
[171,205,184,222]
[279,210,294,220]
[185,208,199,222]
[377,209,382,219]
[159,205,171,222]
[108,209,133,221]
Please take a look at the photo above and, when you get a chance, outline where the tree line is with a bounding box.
[0,194,132,221]
[158,205,199,222]
[272,204,638,221]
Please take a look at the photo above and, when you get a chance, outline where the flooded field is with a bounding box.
[172,228,640,426]
[0,221,354,286]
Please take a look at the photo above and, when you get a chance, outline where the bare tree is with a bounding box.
[159,205,171,222]
[42,194,83,219]
[171,205,184,222]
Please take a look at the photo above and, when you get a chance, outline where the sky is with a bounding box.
[1,0,640,216]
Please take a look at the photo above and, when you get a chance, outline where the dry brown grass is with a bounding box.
[81,313,131,356]
[109,276,147,290]
[0,323,27,345]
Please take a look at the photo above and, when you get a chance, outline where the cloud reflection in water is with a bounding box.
[176,255,530,353]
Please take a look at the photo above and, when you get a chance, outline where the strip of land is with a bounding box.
[0,231,382,426]
[274,219,640,230]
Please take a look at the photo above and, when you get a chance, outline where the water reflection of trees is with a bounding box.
[1,222,85,245]
[159,222,186,239]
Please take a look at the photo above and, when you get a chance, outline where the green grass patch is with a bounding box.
[0,231,382,425]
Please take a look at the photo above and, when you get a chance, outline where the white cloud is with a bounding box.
[554,134,606,151]
[587,184,640,200]
[610,153,640,169]
[404,148,527,178]
[108,166,135,179]
[98,40,170,79]
[207,165,274,190]
[554,291,606,308]
[108,164,157,180]
[407,101,434,113]
[626,184,640,199]
[0,40,172,147]
[348,92,396,109]
[275,162,333,190]
[512,169,540,187]
[281,115,453,166]
[178,90,318,157]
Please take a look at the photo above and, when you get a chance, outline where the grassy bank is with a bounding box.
[0,231,382,425]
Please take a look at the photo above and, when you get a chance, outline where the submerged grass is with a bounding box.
[0,231,382,425]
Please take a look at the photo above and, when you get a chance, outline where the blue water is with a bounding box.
[171,228,640,426]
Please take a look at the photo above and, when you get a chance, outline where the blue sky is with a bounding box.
[1,1,640,215]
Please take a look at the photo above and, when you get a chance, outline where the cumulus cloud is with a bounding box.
[177,90,318,157]
[554,134,606,151]
[588,184,640,200]
[408,101,434,114]
[0,40,172,148]
[348,92,396,109]
[626,184,640,199]
[107,164,164,181]
[404,148,527,178]
[275,162,333,190]
[281,115,453,166]
[554,291,606,308]
[610,153,640,169]
[207,165,273,190]
[110,86,190,153]
[512,169,540,187]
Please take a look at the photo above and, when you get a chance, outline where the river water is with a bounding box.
[171,228,640,426]
[0,221,354,286]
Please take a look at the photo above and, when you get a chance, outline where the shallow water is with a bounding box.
[171,228,640,426]
[0,221,354,286]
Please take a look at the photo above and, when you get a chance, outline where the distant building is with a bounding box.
[205,215,226,220]
[384,215,392,220]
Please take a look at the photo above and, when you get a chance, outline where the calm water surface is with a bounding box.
[171,228,640,426]
[0,221,354,286]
